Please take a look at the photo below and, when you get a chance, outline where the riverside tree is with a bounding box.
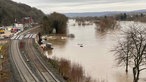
[41,12,68,34]
[113,36,131,73]
[114,24,146,82]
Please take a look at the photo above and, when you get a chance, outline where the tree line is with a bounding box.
[74,12,146,32]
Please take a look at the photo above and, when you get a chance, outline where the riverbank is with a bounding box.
[33,39,66,82]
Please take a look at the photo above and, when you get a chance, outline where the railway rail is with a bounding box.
[10,40,39,82]
[25,39,60,82]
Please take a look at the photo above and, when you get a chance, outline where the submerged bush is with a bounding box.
[49,57,96,82]
[95,17,118,32]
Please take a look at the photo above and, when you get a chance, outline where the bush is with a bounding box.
[50,57,95,82]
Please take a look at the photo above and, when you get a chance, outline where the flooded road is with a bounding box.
[45,20,146,82]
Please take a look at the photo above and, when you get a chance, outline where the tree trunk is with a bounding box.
[126,58,128,73]
[133,67,140,82]
[126,65,128,73]
[133,67,136,82]
[126,52,129,74]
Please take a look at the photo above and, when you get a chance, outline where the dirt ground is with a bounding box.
[0,40,8,44]
[0,42,12,82]
[0,30,13,37]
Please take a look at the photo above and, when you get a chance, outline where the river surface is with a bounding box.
[46,20,146,82]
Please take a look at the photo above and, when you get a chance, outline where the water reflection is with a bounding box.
[113,68,133,82]
[95,29,108,39]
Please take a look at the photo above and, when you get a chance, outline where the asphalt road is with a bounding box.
[10,40,39,82]
[10,27,61,82]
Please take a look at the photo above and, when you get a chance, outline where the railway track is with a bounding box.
[10,40,39,82]
[10,26,62,82]
[25,39,60,82]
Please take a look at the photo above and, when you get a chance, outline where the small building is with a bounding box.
[14,23,24,31]
[11,23,24,33]
[22,17,34,28]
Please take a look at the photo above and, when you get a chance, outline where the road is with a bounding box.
[10,27,61,82]
[10,40,39,82]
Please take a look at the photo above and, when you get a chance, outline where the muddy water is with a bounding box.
[46,20,146,82]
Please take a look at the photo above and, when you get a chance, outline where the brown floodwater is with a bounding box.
[45,20,146,82]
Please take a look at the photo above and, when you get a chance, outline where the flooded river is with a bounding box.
[46,20,146,82]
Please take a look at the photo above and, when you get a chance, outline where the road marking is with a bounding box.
[32,34,37,38]
[11,35,17,40]
[15,35,21,40]
[11,33,36,40]
[29,34,33,38]
[24,34,30,39]
[18,35,24,40]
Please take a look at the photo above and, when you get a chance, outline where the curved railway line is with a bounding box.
[25,39,60,82]
[10,40,39,82]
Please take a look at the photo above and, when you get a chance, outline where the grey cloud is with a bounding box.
[12,0,146,13]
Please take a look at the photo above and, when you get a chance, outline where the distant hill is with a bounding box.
[64,9,146,17]
[0,0,45,26]
[64,11,122,17]
[131,9,146,13]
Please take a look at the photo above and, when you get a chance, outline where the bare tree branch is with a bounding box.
[113,23,146,82]
[139,68,146,72]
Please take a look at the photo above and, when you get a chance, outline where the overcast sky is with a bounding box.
[12,0,146,14]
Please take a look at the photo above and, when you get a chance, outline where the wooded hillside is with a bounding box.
[0,0,44,26]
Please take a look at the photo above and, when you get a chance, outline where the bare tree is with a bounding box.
[113,36,132,73]
[113,24,146,82]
